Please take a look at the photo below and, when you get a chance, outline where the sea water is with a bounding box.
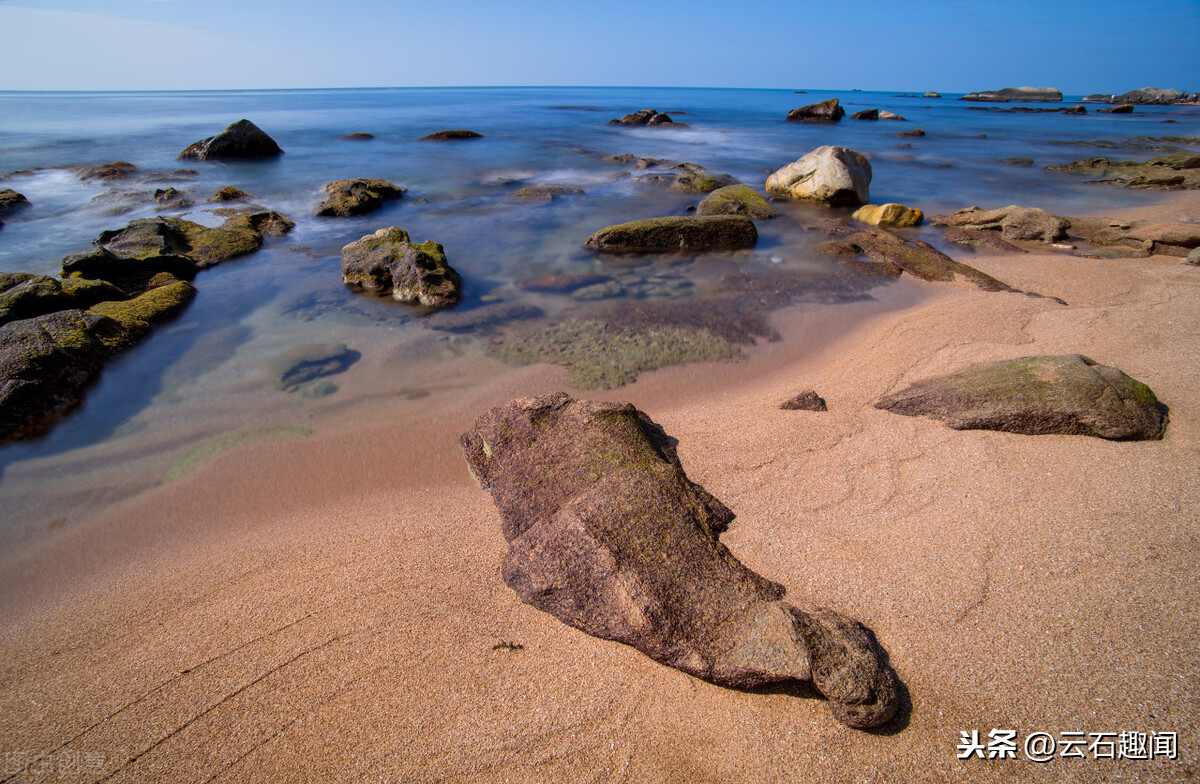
[0,86,1196,549]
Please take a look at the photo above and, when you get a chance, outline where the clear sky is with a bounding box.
[1,0,1197,94]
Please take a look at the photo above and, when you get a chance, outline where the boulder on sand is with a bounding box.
[461,392,900,728]
[931,205,1070,243]
[765,146,872,206]
[178,119,283,161]
[875,354,1165,440]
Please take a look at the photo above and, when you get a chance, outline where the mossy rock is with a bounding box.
[178,119,283,161]
[697,185,779,218]
[166,427,315,481]
[420,130,483,141]
[0,273,126,327]
[0,189,30,217]
[584,215,758,254]
[313,178,406,217]
[341,227,463,308]
[875,354,1165,439]
[87,280,198,351]
[512,184,585,202]
[483,319,740,388]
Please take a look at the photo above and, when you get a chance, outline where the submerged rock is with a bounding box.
[786,98,845,123]
[0,189,30,218]
[515,273,615,294]
[584,216,758,254]
[74,162,138,181]
[696,184,779,218]
[179,119,283,161]
[766,146,872,206]
[424,302,543,333]
[313,178,406,217]
[342,132,375,140]
[461,393,900,728]
[268,343,359,392]
[512,184,584,202]
[341,226,462,308]
[875,354,1165,440]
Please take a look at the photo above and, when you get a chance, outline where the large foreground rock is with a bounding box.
[765,146,871,206]
[462,393,900,728]
[875,355,1165,440]
[584,216,758,253]
[179,119,283,161]
[0,310,114,440]
[341,227,462,308]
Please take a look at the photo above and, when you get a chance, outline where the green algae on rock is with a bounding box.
[584,215,758,254]
[696,184,779,218]
[165,427,315,482]
[87,279,198,351]
[341,227,462,308]
[482,319,740,388]
[313,178,406,217]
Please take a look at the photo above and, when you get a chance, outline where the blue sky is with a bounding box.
[1,0,1197,93]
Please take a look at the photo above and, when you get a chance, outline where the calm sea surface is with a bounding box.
[1,86,1196,549]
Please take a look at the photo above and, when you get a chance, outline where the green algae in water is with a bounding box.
[483,319,740,389]
[165,426,315,482]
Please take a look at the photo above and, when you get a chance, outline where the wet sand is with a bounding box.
[1,193,1198,783]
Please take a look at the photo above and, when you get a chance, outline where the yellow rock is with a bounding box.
[852,203,924,227]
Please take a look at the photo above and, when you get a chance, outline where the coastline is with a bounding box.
[1,191,1198,782]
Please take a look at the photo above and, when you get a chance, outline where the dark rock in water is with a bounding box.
[999,157,1035,167]
[0,189,30,217]
[179,119,283,161]
[313,178,406,217]
[0,273,124,327]
[74,161,138,181]
[153,187,192,211]
[875,354,1165,440]
[268,342,359,392]
[342,132,375,140]
[584,215,758,254]
[211,185,251,202]
[1063,105,1088,115]
[924,92,942,98]
[878,111,906,120]
[931,205,1070,242]
[341,226,462,308]
[850,109,879,120]
[0,309,115,442]
[461,393,900,728]
[608,108,680,127]
[786,98,845,123]
[781,389,828,411]
[961,87,1062,102]
[512,184,584,202]
[897,128,925,137]
[423,302,543,333]
[1099,104,1135,114]
[515,273,615,293]
[1110,87,1182,105]
[697,184,779,219]
[420,130,483,141]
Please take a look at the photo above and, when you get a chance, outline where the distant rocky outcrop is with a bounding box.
[608,109,682,127]
[313,178,406,217]
[583,216,758,253]
[697,184,779,218]
[462,393,900,728]
[786,98,845,123]
[875,355,1165,440]
[179,119,283,161]
[341,226,462,308]
[1045,152,1200,190]
[1083,87,1195,105]
[924,92,942,98]
[765,146,871,206]
[420,130,484,141]
[960,87,1063,102]
[1098,104,1135,114]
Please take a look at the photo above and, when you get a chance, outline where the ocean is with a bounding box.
[0,86,1196,550]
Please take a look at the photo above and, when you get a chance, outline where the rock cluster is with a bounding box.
[462,393,900,728]
[609,109,679,127]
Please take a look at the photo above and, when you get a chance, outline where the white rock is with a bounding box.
[765,145,872,206]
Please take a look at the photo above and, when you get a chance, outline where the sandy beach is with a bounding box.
[2,191,1198,783]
